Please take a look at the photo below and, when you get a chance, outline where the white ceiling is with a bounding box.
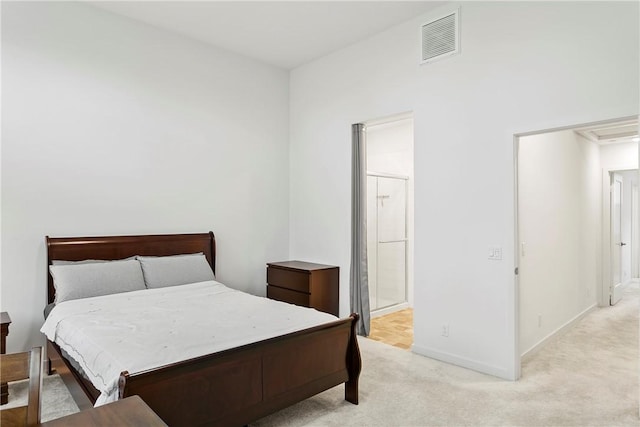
[576,119,639,146]
[91,1,445,69]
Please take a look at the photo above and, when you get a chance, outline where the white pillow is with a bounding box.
[50,259,146,304]
[137,253,215,289]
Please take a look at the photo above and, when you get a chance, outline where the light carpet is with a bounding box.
[7,288,638,426]
[3,374,79,422]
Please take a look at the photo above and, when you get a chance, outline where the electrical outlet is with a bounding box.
[441,323,449,337]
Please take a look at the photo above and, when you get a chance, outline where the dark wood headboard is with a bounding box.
[46,232,216,304]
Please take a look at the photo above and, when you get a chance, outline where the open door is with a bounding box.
[610,172,624,305]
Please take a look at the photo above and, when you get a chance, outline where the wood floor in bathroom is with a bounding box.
[368,308,413,350]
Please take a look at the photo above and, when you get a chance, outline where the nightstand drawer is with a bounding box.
[266,261,339,316]
[267,286,310,307]
[267,267,310,293]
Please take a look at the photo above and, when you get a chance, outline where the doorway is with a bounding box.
[632,183,640,281]
[514,116,639,375]
[364,114,414,349]
[610,169,640,304]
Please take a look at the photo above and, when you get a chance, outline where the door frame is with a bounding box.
[363,113,415,314]
[632,183,639,279]
[512,115,638,379]
[604,168,637,305]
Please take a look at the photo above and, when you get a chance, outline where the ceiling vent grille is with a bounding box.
[421,10,459,64]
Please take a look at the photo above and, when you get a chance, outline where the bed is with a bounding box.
[43,232,361,426]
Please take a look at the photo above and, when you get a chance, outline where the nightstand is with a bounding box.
[266,261,339,316]
[1,311,12,405]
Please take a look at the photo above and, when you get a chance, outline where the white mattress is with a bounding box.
[41,280,337,406]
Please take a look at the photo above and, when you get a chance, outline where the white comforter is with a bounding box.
[41,281,337,406]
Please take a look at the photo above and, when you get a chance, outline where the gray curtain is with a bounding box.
[350,123,371,336]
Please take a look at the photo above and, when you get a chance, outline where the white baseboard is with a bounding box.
[371,302,410,318]
[411,344,512,380]
[521,303,597,361]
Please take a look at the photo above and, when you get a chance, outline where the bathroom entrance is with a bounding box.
[364,114,414,349]
[365,115,413,317]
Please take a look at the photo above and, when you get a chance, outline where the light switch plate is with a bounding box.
[488,246,502,260]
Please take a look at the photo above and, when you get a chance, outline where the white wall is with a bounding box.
[367,119,414,177]
[1,2,290,352]
[288,1,639,378]
[600,142,639,170]
[518,131,600,355]
[366,118,414,308]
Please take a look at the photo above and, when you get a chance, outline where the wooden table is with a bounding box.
[0,349,42,426]
[40,395,167,426]
[1,312,11,405]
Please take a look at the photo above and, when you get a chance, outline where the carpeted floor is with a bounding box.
[255,287,639,426]
[6,287,639,426]
[3,374,79,422]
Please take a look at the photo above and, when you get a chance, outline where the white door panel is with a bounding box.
[610,173,624,305]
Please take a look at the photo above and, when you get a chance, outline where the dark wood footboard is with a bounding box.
[118,314,360,426]
[345,313,361,404]
[50,314,360,426]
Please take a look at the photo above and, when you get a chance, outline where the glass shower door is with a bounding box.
[368,174,407,311]
[367,175,379,309]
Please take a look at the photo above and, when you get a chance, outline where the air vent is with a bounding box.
[421,10,459,64]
